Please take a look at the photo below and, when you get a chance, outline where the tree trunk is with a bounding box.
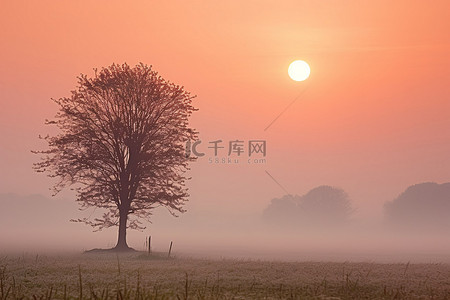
[115,209,129,251]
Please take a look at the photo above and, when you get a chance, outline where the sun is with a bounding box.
[288,60,310,81]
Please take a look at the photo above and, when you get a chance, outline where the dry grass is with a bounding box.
[0,252,449,299]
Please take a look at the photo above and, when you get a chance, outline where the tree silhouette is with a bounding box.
[384,182,450,231]
[33,63,197,250]
[263,186,353,227]
[298,186,353,225]
[262,194,299,226]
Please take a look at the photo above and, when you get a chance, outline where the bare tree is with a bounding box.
[33,63,197,251]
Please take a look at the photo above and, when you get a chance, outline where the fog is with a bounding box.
[1,1,450,264]
[1,182,450,263]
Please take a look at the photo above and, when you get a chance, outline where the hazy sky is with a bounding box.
[1,1,450,255]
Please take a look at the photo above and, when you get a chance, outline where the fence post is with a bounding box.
[148,236,151,254]
[168,241,173,258]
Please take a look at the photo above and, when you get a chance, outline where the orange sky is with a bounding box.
[1,0,450,223]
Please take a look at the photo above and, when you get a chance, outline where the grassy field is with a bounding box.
[0,252,449,299]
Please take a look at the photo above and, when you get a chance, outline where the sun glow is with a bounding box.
[288,60,310,81]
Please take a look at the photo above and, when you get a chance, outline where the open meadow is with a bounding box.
[0,253,449,299]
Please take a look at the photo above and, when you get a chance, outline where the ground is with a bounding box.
[1,252,449,299]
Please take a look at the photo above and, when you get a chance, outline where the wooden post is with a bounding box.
[148,236,151,254]
[168,241,173,258]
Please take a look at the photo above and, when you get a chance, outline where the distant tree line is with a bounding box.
[263,182,450,232]
[384,182,450,231]
[263,185,353,227]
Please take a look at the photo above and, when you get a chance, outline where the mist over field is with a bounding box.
[1,182,450,263]
[0,0,449,268]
